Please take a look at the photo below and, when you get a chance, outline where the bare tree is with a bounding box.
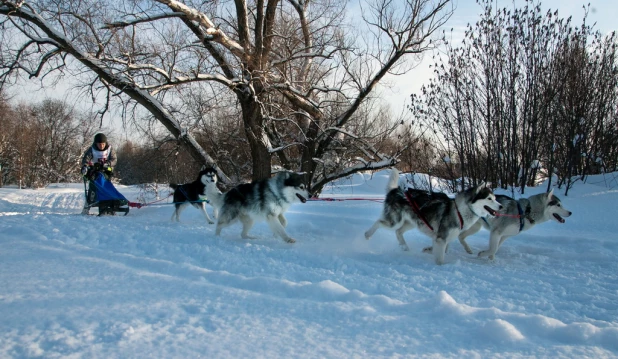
[546,29,618,194]
[29,99,86,184]
[0,91,13,187]
[411,0,618,194]
[0,0,226,182]
[0,0,452,193]
[0,97,98,187]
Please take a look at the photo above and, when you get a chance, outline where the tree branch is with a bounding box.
[0,2,231,183]
[102,12,186,29]
[154,0,247,61]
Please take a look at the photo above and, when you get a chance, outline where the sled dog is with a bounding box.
[170,167,218,223]
[458,190,572,260]
[212,171,309,243]
[364,169,503,265]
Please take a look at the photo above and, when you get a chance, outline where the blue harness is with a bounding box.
[516,202,525,232]
[178,185,209,204]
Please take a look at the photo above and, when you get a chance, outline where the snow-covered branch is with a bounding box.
[154,0,247,60]
[143,73,238,95]
[102,12,186,29]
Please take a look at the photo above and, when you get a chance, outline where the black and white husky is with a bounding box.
[364,169,503,265]
[457,190,572,260]
[208,171,309,243]
[170,167,219,223]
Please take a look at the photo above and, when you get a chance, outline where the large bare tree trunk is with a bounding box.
[300,120,320,191]
[238,96,271,180]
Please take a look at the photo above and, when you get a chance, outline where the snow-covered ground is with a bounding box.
[1,170,617,358]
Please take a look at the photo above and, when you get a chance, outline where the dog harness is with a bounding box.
[516,202,525,232]
[177,184,209,204]
[482,200,529,232]
[453,202,464,230]
[403,190,464,231]
[403,190,434,231]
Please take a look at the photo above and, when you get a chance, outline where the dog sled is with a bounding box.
[82,165,129,216]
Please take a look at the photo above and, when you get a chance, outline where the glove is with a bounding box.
[81,165,88,175]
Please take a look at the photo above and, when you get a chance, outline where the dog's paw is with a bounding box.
[285,237,296,244]
[464,247,473,254]
[364,231,372,240]
[478,251,496,260]
[399,244,410,251]
[422,246,433,253]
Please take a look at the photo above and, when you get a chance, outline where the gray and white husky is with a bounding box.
[364,169,503,265]
[457,190,572,260]
[209,171,309,243]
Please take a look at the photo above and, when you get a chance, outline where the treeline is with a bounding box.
[0,96,203,188]
[411,1,618,194]
[0,97,98,188]
[0,94,429,189]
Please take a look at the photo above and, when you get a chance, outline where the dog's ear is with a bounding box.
[273,171,287,180]
[200,164,206,171]
[547,188,554,201]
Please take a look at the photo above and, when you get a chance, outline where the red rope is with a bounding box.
[129,193,173,209]
[309,197,383,203]
[129,195,383,209]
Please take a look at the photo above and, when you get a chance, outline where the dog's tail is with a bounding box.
[169,183,178,190]
[387,168,400,192]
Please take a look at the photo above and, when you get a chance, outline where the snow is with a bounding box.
[1,170,618,358]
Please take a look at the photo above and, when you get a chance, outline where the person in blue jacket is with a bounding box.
[81,133,117,179]
[80,133,117,209]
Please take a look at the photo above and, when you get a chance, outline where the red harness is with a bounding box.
[403,190,434,231]
[452,201,464,230]
[404,190,464,231]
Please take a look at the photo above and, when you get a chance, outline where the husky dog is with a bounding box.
[364,169,503,265]
[458,190,572,260]
[170,167,218,223]
[212,171,309,243]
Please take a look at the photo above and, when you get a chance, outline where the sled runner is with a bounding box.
[82,166,129,216]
